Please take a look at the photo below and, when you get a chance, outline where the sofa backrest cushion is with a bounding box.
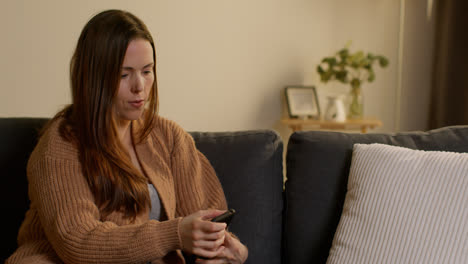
[283,126,468,264]
[0,117,49,262]
[191,130,284,264]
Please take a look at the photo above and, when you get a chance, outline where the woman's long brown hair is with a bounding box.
[48,10,158,220]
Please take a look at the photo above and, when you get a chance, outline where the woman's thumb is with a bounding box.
[200,209,226,220]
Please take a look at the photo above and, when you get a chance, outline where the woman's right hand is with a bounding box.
[179,210,227,258]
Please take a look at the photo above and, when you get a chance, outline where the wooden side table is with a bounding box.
[281,117,383,133]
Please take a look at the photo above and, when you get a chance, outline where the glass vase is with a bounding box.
[348,85,363,119]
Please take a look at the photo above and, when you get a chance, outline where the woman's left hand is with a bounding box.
[195,231,248,264]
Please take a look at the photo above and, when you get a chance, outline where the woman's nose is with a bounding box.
[131,74,144,93]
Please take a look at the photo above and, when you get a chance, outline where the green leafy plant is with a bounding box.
[316,44,389,118]
[317,46,389,89]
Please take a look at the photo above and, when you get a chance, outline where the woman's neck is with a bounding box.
[116,120,133,150]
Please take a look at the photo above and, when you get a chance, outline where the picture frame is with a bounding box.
[285,86,321,119]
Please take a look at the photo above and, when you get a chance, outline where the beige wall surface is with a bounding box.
[399,0,435,132]
[0,0,434,135]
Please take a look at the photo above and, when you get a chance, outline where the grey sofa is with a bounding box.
[2,117,468,263]
[1,118,284,264]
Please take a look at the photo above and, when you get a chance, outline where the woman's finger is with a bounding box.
[195,257,228,264]
[198,220,226,233]
[199,209,226,221]
[192,245,225,259]
[199,229,225,241]
[193,233,225,250]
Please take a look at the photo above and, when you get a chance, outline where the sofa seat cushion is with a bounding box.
[327,143,468,263]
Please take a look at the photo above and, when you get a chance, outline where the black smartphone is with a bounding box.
[211,209,236,226]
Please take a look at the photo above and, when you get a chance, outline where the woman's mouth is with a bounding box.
[129,99,144,108]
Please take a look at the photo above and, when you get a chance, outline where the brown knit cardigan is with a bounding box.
[6,116,227,264]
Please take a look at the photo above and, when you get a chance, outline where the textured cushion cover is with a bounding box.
[327,143,468,263]
[284,126,468,264]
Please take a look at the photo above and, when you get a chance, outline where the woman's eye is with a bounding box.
[121,74,128,78]
[144,71,152,75]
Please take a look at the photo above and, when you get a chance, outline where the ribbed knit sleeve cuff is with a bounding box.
[147,217,183,256]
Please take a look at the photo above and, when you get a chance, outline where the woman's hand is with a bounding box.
[195,231,248,264]
[180,210,227,259]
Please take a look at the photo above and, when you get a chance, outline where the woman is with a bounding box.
[7,9,248,264]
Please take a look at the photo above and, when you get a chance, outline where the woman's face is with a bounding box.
[115,38,154,123]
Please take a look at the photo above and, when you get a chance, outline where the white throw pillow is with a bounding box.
[327,143,468,264]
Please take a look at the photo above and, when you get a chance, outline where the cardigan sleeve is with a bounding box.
[170,127,228,217]
[28,152,183,264]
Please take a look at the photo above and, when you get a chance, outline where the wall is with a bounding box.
[399,0,435,131]
[0,0,434,136]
